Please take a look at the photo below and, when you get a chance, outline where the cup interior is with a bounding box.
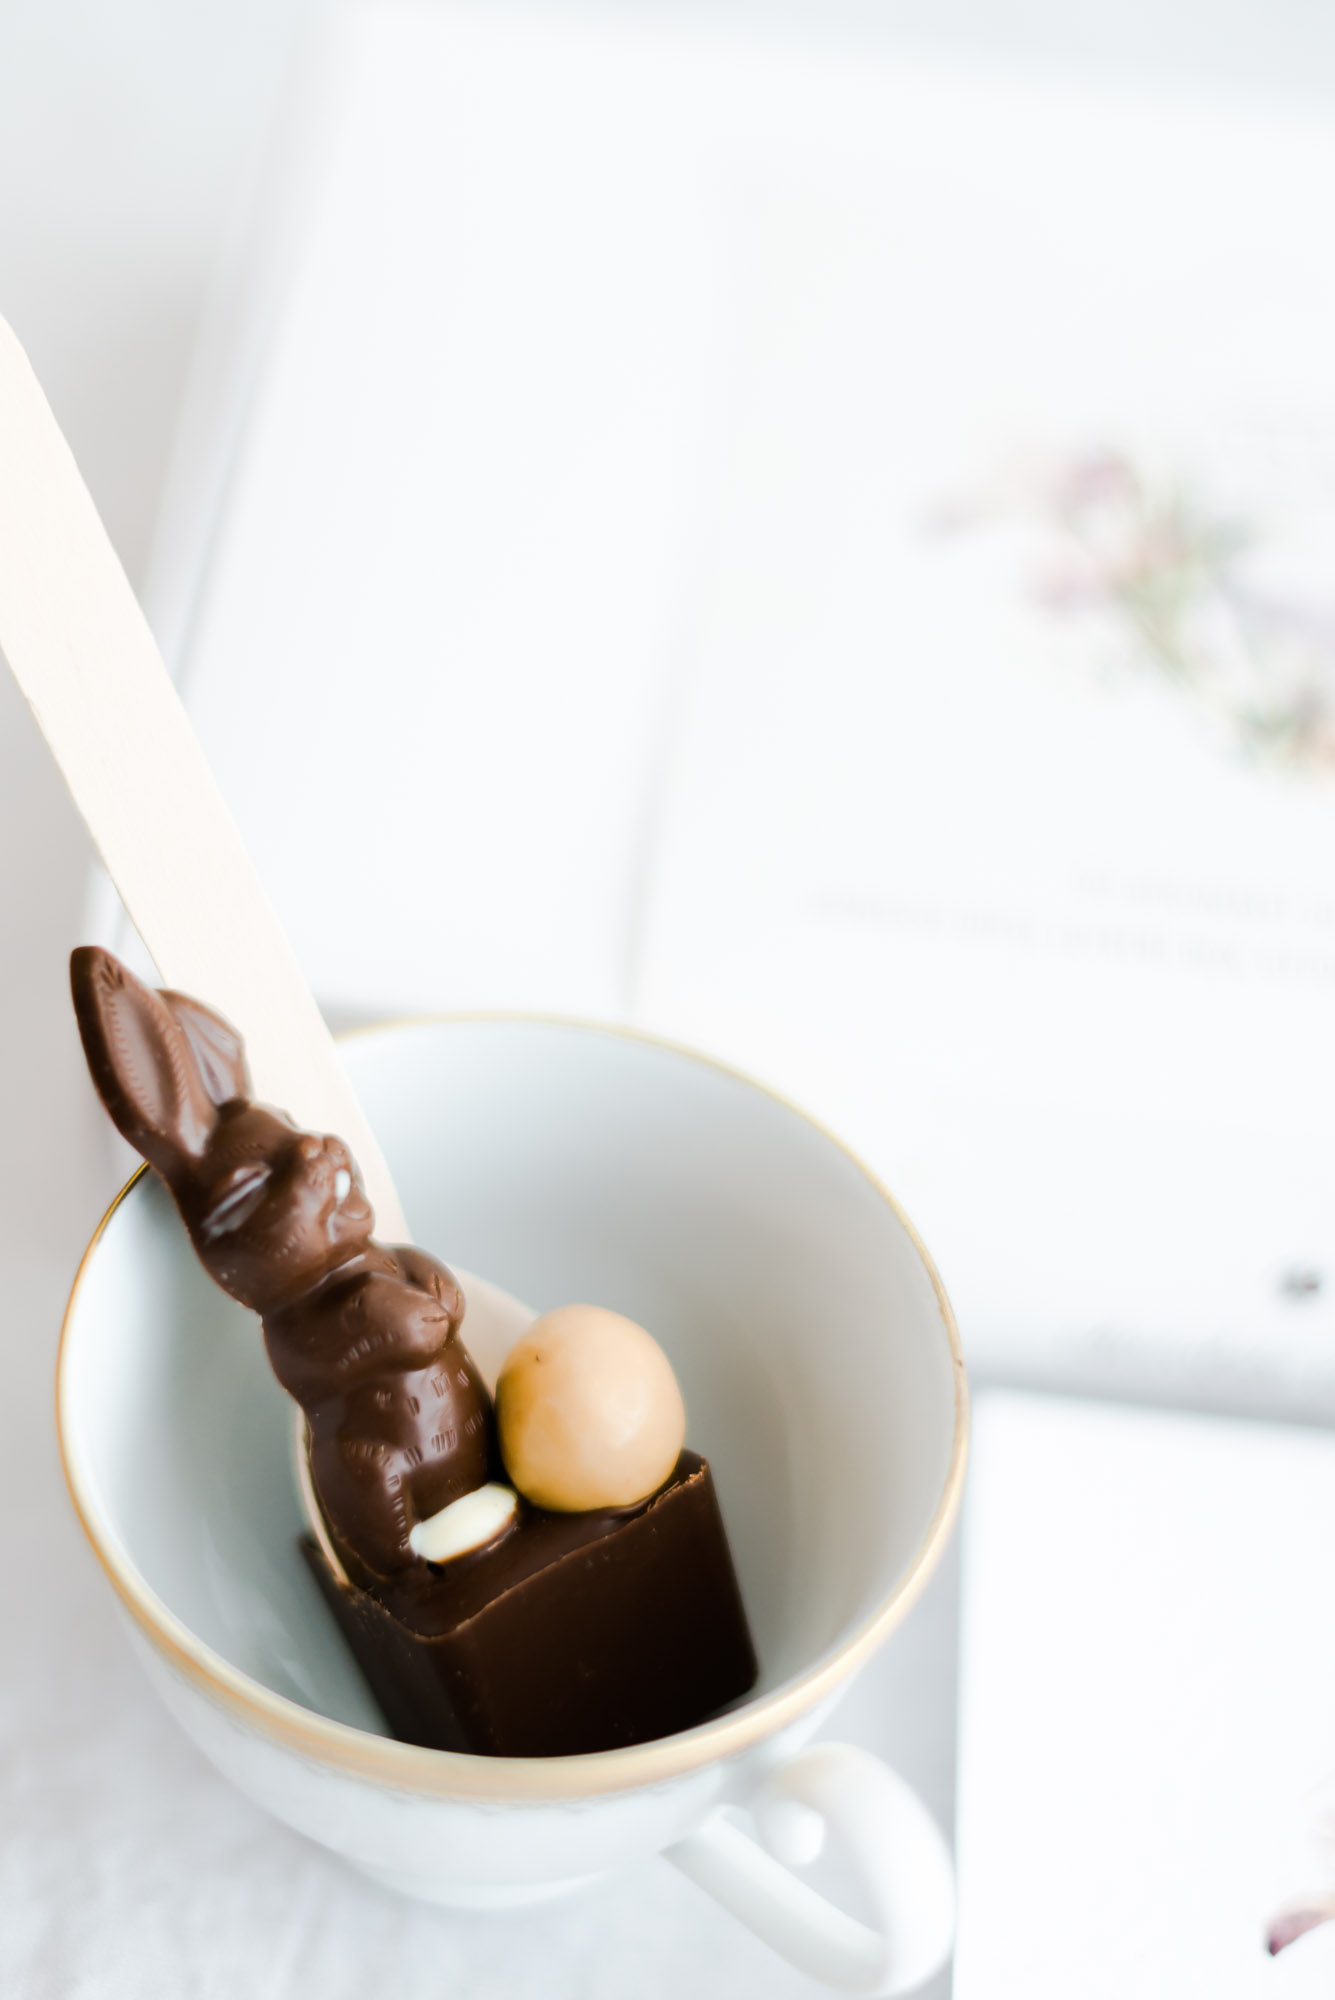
[60,1019,964,1747]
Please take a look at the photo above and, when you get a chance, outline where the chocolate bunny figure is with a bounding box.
[71,947,496,1582]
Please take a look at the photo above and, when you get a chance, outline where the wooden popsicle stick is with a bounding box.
[0,314,410,1242]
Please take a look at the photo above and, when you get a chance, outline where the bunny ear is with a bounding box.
[160,991,251,1108]
[70,947,218,1177]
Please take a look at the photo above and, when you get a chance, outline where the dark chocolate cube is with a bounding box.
[302,1452,757,1757]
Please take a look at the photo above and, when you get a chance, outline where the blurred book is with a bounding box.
[955,1392,1335,1996]
[108,0,1335,1407]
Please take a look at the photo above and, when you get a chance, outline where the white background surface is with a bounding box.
[5,3,1335,1995]
[625,54,1335,1401]
[955,1394,1335,1998]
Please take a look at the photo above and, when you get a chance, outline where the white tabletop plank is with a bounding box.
[956,1392,1335,1996]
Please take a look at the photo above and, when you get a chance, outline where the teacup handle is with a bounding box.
[666,1742,955,1996]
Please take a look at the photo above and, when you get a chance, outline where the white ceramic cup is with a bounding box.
[57,1018,968,1996]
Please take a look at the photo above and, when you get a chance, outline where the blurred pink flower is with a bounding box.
[931,446,1335,777]
[1268,1900,1335,1957]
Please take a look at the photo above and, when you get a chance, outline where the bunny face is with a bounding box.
[179,1107,376,1311]
[70,948,379,1313]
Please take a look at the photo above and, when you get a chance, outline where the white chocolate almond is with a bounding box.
[408,1482,518,1564]
[495,1305,686,1512]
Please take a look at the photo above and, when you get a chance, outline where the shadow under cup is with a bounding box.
[59,1018,966,1794]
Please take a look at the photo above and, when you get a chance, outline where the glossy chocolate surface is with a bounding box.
[71,946,495,1581]
[305,1452,759,1756]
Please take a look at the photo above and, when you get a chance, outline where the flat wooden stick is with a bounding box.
[0,314,410,1242]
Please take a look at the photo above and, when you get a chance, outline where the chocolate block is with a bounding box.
[303,1451,757,1756]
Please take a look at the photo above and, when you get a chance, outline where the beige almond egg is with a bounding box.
[495,1304,687,1512]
